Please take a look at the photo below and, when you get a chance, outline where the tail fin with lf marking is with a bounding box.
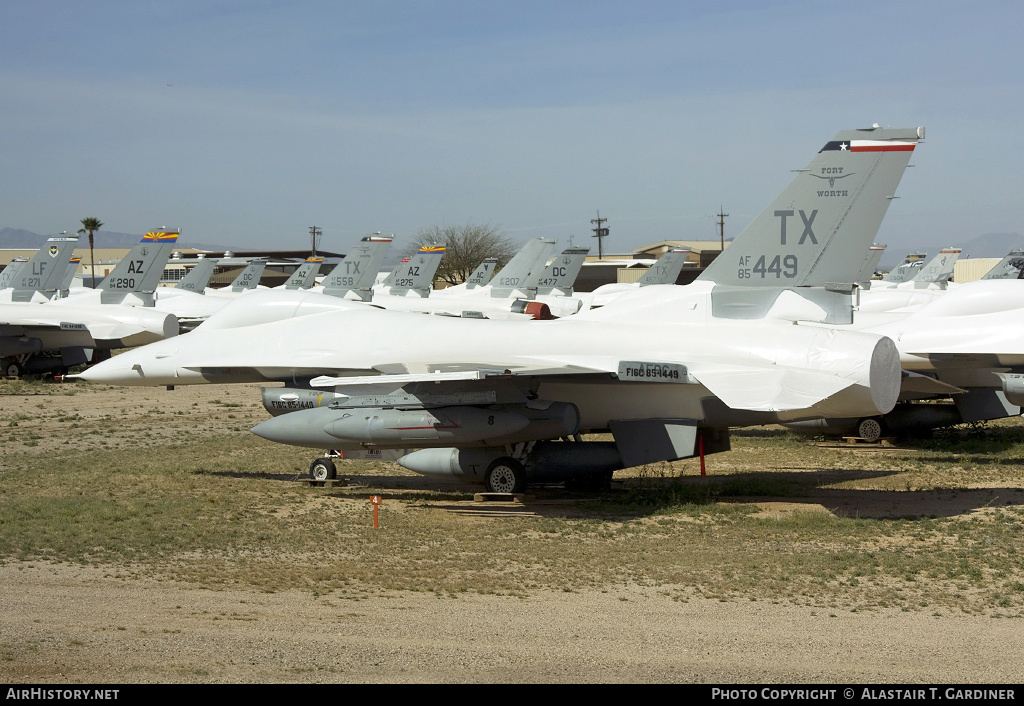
[9,237,79,302]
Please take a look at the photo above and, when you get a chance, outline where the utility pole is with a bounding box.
[309,226,322,257]
[591,211,609,260]
[716,206,728,252]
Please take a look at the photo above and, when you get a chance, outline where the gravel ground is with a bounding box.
[1,562,1022,683]
[1,380,1023,684]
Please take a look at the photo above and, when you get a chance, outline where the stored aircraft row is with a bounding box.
[78,124,946,493]
[20,123,1024,493]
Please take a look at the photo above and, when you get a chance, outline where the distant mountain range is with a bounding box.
[0,227,232,253]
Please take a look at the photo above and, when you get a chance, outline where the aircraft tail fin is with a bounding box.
[536,247,589,296]
[378,246,445,297]
[698,126,924,290]
[10,236,79,301]
[0,258,29,291]
[636,249,690,286]
[225,258,268,292]
[322,235,392,300]
[174,257,217,293]
[282,257,324,290]
[856,244,886,287]
[60,257,82,292]
[910,247,960,287]
[981,250,1024,280]
[98,231,178,305]
[463,258,499,289]
[882,252,927,283]
[488,238,555,297]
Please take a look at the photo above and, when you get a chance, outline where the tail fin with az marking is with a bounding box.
[282,257,323,290]
[99,230,179,305]
[377,246,446,298]
[698,126,924,289]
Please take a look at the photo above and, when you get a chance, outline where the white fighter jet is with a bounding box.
[1,232,180,377]
[79,125,925,492]
[787,246,1024,440]
[578,248,692,309]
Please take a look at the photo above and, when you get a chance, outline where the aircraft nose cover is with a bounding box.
[868,335,901,415]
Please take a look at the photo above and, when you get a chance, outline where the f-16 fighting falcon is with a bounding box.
[78,126,925,492]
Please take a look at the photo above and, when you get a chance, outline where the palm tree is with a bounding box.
[77,217,103,288]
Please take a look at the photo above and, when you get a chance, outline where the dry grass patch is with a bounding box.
[2,379,1024,614]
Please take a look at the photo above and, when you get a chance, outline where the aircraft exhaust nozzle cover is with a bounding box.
[698,126,924,289]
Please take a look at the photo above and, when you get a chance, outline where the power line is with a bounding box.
[715,206,729,251]
[309,226,322,257]
[591,211,609,260]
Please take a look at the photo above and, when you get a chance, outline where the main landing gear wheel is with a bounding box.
[309,457,337,482]
[5,361,21,378]
[484,457,526,494]
[857,417,885,442]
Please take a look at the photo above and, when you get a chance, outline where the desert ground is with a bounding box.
[1,378,1022,684]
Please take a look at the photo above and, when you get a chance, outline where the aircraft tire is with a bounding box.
[857,417,885,442]
[309,457,337,482]
[485,457,526,494]
[5,361,21,378]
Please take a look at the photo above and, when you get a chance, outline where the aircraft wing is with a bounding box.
[304,357,864,413]
[899,371,964,396]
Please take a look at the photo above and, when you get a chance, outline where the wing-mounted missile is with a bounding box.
[252,400,581,450]
[994,373,1024,407]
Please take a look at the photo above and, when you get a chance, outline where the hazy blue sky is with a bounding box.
[2,1,1021,263]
